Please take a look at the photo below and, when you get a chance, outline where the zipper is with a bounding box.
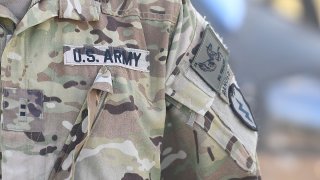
[49,67,113,179]
[73,90,109,161]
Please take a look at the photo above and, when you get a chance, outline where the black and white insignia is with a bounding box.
[191,25,229,101]
[229,84,258,131]
[197,44,222,72]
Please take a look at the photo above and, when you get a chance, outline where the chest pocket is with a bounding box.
[165,25,259,173]
[100,0,180,21]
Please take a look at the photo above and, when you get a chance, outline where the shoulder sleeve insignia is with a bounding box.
[191,25,230,103]
[229,84,258,131]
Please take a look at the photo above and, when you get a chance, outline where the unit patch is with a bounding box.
[229,84,257,131]
[191,25,230,103]
[2,88,44,132]
[64,45,150,72]
[220,65,233,103]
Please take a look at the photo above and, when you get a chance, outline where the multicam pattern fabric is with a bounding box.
[162,97,261,179]
[0,0,261,179]
[2,88,44,132]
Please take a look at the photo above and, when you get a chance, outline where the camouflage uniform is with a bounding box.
[0,0,261,179]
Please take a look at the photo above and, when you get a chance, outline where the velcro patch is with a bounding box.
[2,88,44,132]
[220,65,234,103]
[229,84,257,131]
[64,45,150,72]
[191,25,229,102]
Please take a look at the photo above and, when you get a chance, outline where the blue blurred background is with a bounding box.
[191,0,320,179]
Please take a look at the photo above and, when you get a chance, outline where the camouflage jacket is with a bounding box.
[0,0,261,179]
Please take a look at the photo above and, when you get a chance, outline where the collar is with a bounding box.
[0,4,19,24]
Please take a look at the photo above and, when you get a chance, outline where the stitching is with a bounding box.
[100,4,179,24]
[101,12,178,24]
[63,44,150,53]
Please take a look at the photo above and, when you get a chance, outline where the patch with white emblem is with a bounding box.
[191,25,230,103]
[229,84,258,131]
[63,45,150,72]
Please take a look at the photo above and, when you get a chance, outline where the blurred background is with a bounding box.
[191,0,320,179]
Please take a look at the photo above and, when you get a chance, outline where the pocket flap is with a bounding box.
[166,71,214,116]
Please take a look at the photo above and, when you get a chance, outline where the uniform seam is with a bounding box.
[102,13,179,25]
[100,2,180,25]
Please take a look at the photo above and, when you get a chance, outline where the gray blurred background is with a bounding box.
[191,0,320,179]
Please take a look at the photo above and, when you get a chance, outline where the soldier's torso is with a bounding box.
[0,0,261,180]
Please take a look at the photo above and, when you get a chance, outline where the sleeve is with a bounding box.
[162,0,262,179]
